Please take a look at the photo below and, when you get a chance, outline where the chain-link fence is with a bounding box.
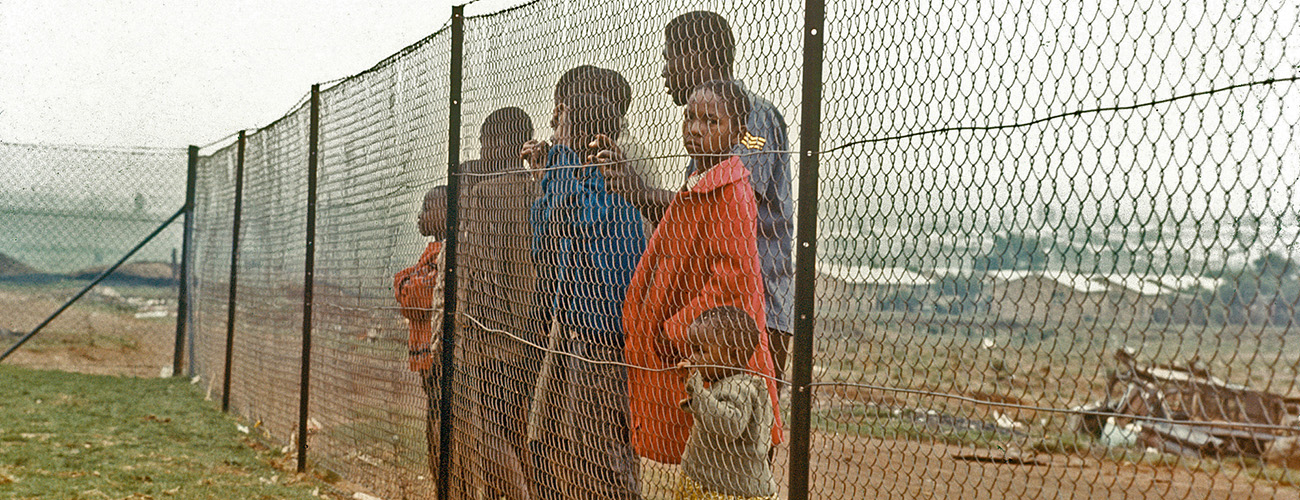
[0,142,186,276]
[181,0,1300,499]
[0,141,187,376]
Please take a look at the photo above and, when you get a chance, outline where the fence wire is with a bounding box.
[184,0,1300,499]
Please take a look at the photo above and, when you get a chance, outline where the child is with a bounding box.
[456,107,539,500]
[524,92,646,500]
[619,79,781,465]
[675,307,776,499]
[392,186,448,474]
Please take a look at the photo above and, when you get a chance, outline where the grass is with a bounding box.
[810,404,1017,450]
[0,365,332,500]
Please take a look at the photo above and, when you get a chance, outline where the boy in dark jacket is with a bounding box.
[523,92,645,500]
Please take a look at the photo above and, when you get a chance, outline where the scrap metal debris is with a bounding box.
[952,445,1048,466]
[1075,348,1300,466]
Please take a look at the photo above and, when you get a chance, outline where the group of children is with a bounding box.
[396,70,778,500]
[398,79,779,499]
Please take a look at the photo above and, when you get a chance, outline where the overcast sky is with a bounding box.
[0,0,520,148]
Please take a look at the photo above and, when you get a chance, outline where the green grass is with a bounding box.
[811,407,1015,450]
[0,365,331,499]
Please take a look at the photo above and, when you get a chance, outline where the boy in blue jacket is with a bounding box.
[523,92,645,500]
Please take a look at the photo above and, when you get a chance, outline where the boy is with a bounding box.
[552,65,664,191]
[457,107,539,500]
[616,79,781,465]
[675,307,777,499]
[524,92,645,500]
[392,186,447,474]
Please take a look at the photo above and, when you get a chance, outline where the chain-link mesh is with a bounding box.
[0,142,185,274]
[0,141,186,375]
[813,1,1299,498]
[183,1,1300,499]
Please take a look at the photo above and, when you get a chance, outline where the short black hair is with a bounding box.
[665,11,735,72]
[691,79,751,129]
[480,106,533,148]
[691,305,760,355]
[562,93,622,141]
[423,185,448,210]
[554,65,632,118]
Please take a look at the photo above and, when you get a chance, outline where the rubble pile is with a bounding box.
[1075,349,1300,467]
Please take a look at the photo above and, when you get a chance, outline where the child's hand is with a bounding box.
[673,360,693,383]
[520,139,550,179]
[589,134,644,198]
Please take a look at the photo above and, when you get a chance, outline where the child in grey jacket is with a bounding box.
[674,306,777,500]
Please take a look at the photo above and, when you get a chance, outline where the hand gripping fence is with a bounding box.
[20,1,1288,499]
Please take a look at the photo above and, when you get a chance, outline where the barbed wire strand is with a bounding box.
[459,312,791,386]
[446,75,1297,183]
[823,75,1299,153]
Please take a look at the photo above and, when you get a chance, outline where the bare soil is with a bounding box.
[0,287,174,377]
[4,285,1296,500]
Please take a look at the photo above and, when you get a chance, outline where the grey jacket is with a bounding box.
[680,372,777,498]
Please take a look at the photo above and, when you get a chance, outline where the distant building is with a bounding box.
[817,264,933,316]
[981,270,1111,326]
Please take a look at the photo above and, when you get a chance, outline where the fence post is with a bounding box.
[221,130,247,413]
[436,5,466,500]
[173,145,199,376]
[297,84,322,473]
[788,0,825,498]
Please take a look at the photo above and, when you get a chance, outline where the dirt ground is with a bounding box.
[332,429,1299,500]
[784,433,1298,500]
[4,285,1297,500]
[0,287,175,377]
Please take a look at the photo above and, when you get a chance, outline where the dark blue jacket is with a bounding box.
[531,144,646,344]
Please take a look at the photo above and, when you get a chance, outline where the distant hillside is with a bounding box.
[71,261,175,281]
[0,252,39,276]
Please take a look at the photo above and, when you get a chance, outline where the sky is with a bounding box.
[0,0,520,148]
[3,0,1297,240]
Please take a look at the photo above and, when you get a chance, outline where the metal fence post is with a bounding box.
[436,6,466,500]
[297,84,322,473]
[788,0,825,498]
[173,145,199,376]
[221,130,247,413]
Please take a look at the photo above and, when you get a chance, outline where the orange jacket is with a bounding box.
[394,240,443,372]
[623,156,782,464]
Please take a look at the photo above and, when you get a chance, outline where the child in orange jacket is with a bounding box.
[615,80,781,464]
[393,186,447,474]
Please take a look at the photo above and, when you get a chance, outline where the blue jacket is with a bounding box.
[531,144,647,344]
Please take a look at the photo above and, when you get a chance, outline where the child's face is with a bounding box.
[417,196,446,238]
[685,320,746,382]
[682,88,740,160]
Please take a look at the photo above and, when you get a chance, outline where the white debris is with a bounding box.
[92,286,122,299]
[1099,418,1140,447]
[982,338,995,349]
[993,412,1026,431]
[353,493,384,500]
[236,424,250,434]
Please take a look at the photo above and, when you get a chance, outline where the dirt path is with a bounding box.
[0,288,174,377]
[764,432,1298,500]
